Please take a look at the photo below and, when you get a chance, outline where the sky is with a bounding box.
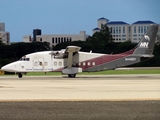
[1,0,160,42]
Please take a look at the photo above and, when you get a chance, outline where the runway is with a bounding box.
[0,74,160,101]
[0,74,160,120]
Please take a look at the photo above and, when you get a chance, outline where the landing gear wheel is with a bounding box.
[68,74,76,78]
[18,73,23,78]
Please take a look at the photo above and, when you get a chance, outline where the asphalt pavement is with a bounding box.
[0,74,160,120]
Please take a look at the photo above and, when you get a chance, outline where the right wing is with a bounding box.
[65,46,81,68]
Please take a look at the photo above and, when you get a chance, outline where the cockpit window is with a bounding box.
[19,57,30,61]
[25,58,30,61]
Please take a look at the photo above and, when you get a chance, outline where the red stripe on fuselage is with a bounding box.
[53,48,135,72]
[79,49,135,70]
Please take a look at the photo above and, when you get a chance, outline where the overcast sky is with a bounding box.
[1,0,160,42]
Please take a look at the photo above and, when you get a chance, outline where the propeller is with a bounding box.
[49,51,59,59]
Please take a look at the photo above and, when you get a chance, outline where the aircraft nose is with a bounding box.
[1,64,14,72]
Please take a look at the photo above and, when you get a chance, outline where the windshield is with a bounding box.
[19,57,30,61]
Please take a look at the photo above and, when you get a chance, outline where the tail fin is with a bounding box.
[133,24,159,55]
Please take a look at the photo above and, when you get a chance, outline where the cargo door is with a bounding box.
[33,58,44,71]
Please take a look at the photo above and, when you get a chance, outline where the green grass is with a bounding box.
[25,69,160,76]
[1,69,160,76]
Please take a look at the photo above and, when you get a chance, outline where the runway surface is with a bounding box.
[0,74,160,119]
[0,74,160,101]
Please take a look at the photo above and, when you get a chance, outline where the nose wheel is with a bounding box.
[18,73,23,78]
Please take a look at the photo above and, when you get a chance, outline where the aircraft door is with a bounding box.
[33,58,44,71]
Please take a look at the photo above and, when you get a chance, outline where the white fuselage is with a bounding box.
[1,51,104,73]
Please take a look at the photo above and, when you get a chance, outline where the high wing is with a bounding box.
[65,46,81,68]
[65,46,81,53]
[61,46,82,77]
[50,46,81,61]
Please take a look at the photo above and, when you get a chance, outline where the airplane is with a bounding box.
[1,24,159,78]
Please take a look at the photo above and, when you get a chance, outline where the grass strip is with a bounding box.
[25,69,160,76]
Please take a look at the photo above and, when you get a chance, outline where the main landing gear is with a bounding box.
[17,73,76,78]
[68,74,76,78]
[18,73,23,78]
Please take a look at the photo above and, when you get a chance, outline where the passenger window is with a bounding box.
[54,62,57,66]
[92,62,95,66]
[44,62,48,66]
[88,62,90,66]
[59,62,62,66]
[83,62,86,66]
[39,62,43,66]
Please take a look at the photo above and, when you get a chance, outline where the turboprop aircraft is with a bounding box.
[1,24,159,78]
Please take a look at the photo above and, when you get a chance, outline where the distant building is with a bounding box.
[92,17,108,34]
[97,17,109,29]
[107,21,130,42]
[92,28,100,34]
[22,18,159,45]
[33,29,41,41]
[0,23,5,31]
[93,17,160,43]
[0,23,10,45]
[23,35,32,42]
[36,31,89,47]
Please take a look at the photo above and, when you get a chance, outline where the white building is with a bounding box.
[131,21,156,43]
[93,18,160,43]
[36,31,89,47]
[107,21,130,42]
[23,35,32,42]
[0,23,10,45]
